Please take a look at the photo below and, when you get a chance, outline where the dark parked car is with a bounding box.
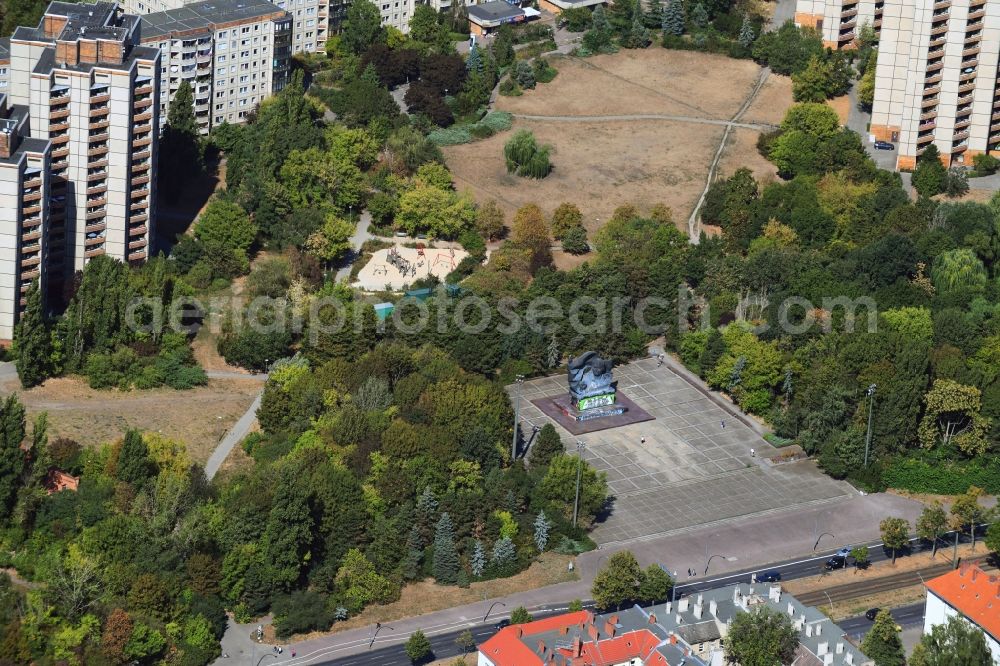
[874,140,894,150]
[865,608,880,621]
[757,570,781,583]
[494,619,510,631]
[825,556,847,571]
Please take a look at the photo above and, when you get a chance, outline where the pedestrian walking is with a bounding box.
[641,437,646,444]
[721,420,725,429]
[750,447,755,457]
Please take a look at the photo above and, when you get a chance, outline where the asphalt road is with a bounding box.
[309,527,988,666]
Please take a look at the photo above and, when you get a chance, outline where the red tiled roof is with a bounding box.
[478,611,593,666]
[925,563,1000,641]
[44,469,79,494]
[557,629,663,665]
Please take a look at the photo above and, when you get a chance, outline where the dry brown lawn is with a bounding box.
[447,118,722,234]
[743,73,794,126]
[0,374,261,464]
[718,128,780,185]
[445,49,792,234]
[826,94,851,126]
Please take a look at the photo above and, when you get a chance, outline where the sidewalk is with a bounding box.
[216,490,922,665]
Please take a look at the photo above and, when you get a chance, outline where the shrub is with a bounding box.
[561,226,590,254]
[560,7,593,31]
[504,130,552,178]
[272,590,333,638]
[972,153,1000,176]
[533,58,558,83]
[498,77,522,96]
[427,126,473,146]
[514,61,536,89]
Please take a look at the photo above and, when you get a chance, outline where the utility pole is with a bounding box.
[864,384,876,467]
[572,440,585,528]
[511,375,524,462]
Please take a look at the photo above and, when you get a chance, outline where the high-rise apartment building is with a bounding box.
[5,1,160,283]
[795,0,883,48]
[122,0,327,53]
[0,95,51,341]
[139,0,291,134]
[870,0,1000,169]
[0,39,10,92]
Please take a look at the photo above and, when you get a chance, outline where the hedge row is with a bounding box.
[881,456,1000,495]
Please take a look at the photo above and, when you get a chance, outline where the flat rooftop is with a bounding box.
[140,0,287,40]
[468,0,525,23]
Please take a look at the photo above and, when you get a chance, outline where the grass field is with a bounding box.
[444,49,793,233]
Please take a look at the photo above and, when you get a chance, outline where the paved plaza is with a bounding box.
[511,357,855,545]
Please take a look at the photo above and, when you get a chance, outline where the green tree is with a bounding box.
[622,1,650,48]
[0,395,26,521]
[540,454,608,525]
[931,248,988,295]
[510,606,533,624]
[591,551,643,610]
[562,226,589,254]
[475,200,505,241]
[432,512,460,585]
[511,203,552,272]
[879,516,909,564]
[738,13,755,48]
[455,629,476,653]
[638,565,673,603]
[662,0,685,35]
[918,380,990,456]
[792,56,836,102]
[916,501,948,558]
[262,467,315,593]
[397,184,477,239]
[724,605,798,666]
[550,202,583,240]
[913,144,947,197]
[116,429,153,488]
[849,545,869,571]
[691,2,708,27]
[530,423,564,469]
[471,540,486,577]
[504,130,552,179]
[514,61,536,89]
[194,198,258,277]
[342,0,383,54]
[861,610,906,666]
[533,511,551,552]
[305,215,356,265]
[13,280,52,388]
[280,147,364,213]
[492,25,515,68]
[913,615,993,666]
[984,521,1000,557]
[950,486,985,551]
[159,80,203,202]
[405,630,432,664]
[584,5,614,52]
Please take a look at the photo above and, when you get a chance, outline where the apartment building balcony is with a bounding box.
[132,135,152,149]
[90,92,110,105]
[21,255,41,269]
[129,238,148,251]
[48,107,70,121]
[133,149,151,161]
[131,174,150,187]
[84,234,105,248]
[925,73,943,86]
[21,190,42,203]
[22,214,42,230]
[133,121,152,134]
[963,45,981,58]
[134,110,153,123]
[926,61,944,74]
[21,230,41,243]
[134,98,153,111]
[21,203,42,217]
[952,143,968,154]
[130,187,150,199]
[85,247,106,259]
[86,183,107,197]
[958,81,976,94]
[929,34,947,48]
[130,200,148,211]
[85,208,106,221]
[87,145,109,158]
[839,20,856,32]
[84,222,106,235]
[873,17,882,29]
[917,133,935,145]
[930,23,949,37]
[88,118,110,131]
[21,269,40,282]
[128,250,147,262]
[990,119,1000,133]
[89,106,109,118]
[129,222,148,233]
[954,118,971,131]
[23,175,42,189]
[134,82,153,95]
[87,157,109,169]
[88,131,110,143]
[50,119,70,132]
[933,0,950,8]
[924,85,942,98]
[840,6,858,18]
[991,110,1000,122]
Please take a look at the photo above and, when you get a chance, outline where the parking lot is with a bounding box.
[511,357,855,545]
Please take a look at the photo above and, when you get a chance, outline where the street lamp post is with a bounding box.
[704,554,728,575]
[572,440,585,528]
[254,654,278,666]
[511,375,525,461]
[814,532,835,551]
[484,601,506,623]
[369,622,394,649]
[864,384,876,467]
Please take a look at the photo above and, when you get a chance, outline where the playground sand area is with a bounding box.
[353,244,478,291]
